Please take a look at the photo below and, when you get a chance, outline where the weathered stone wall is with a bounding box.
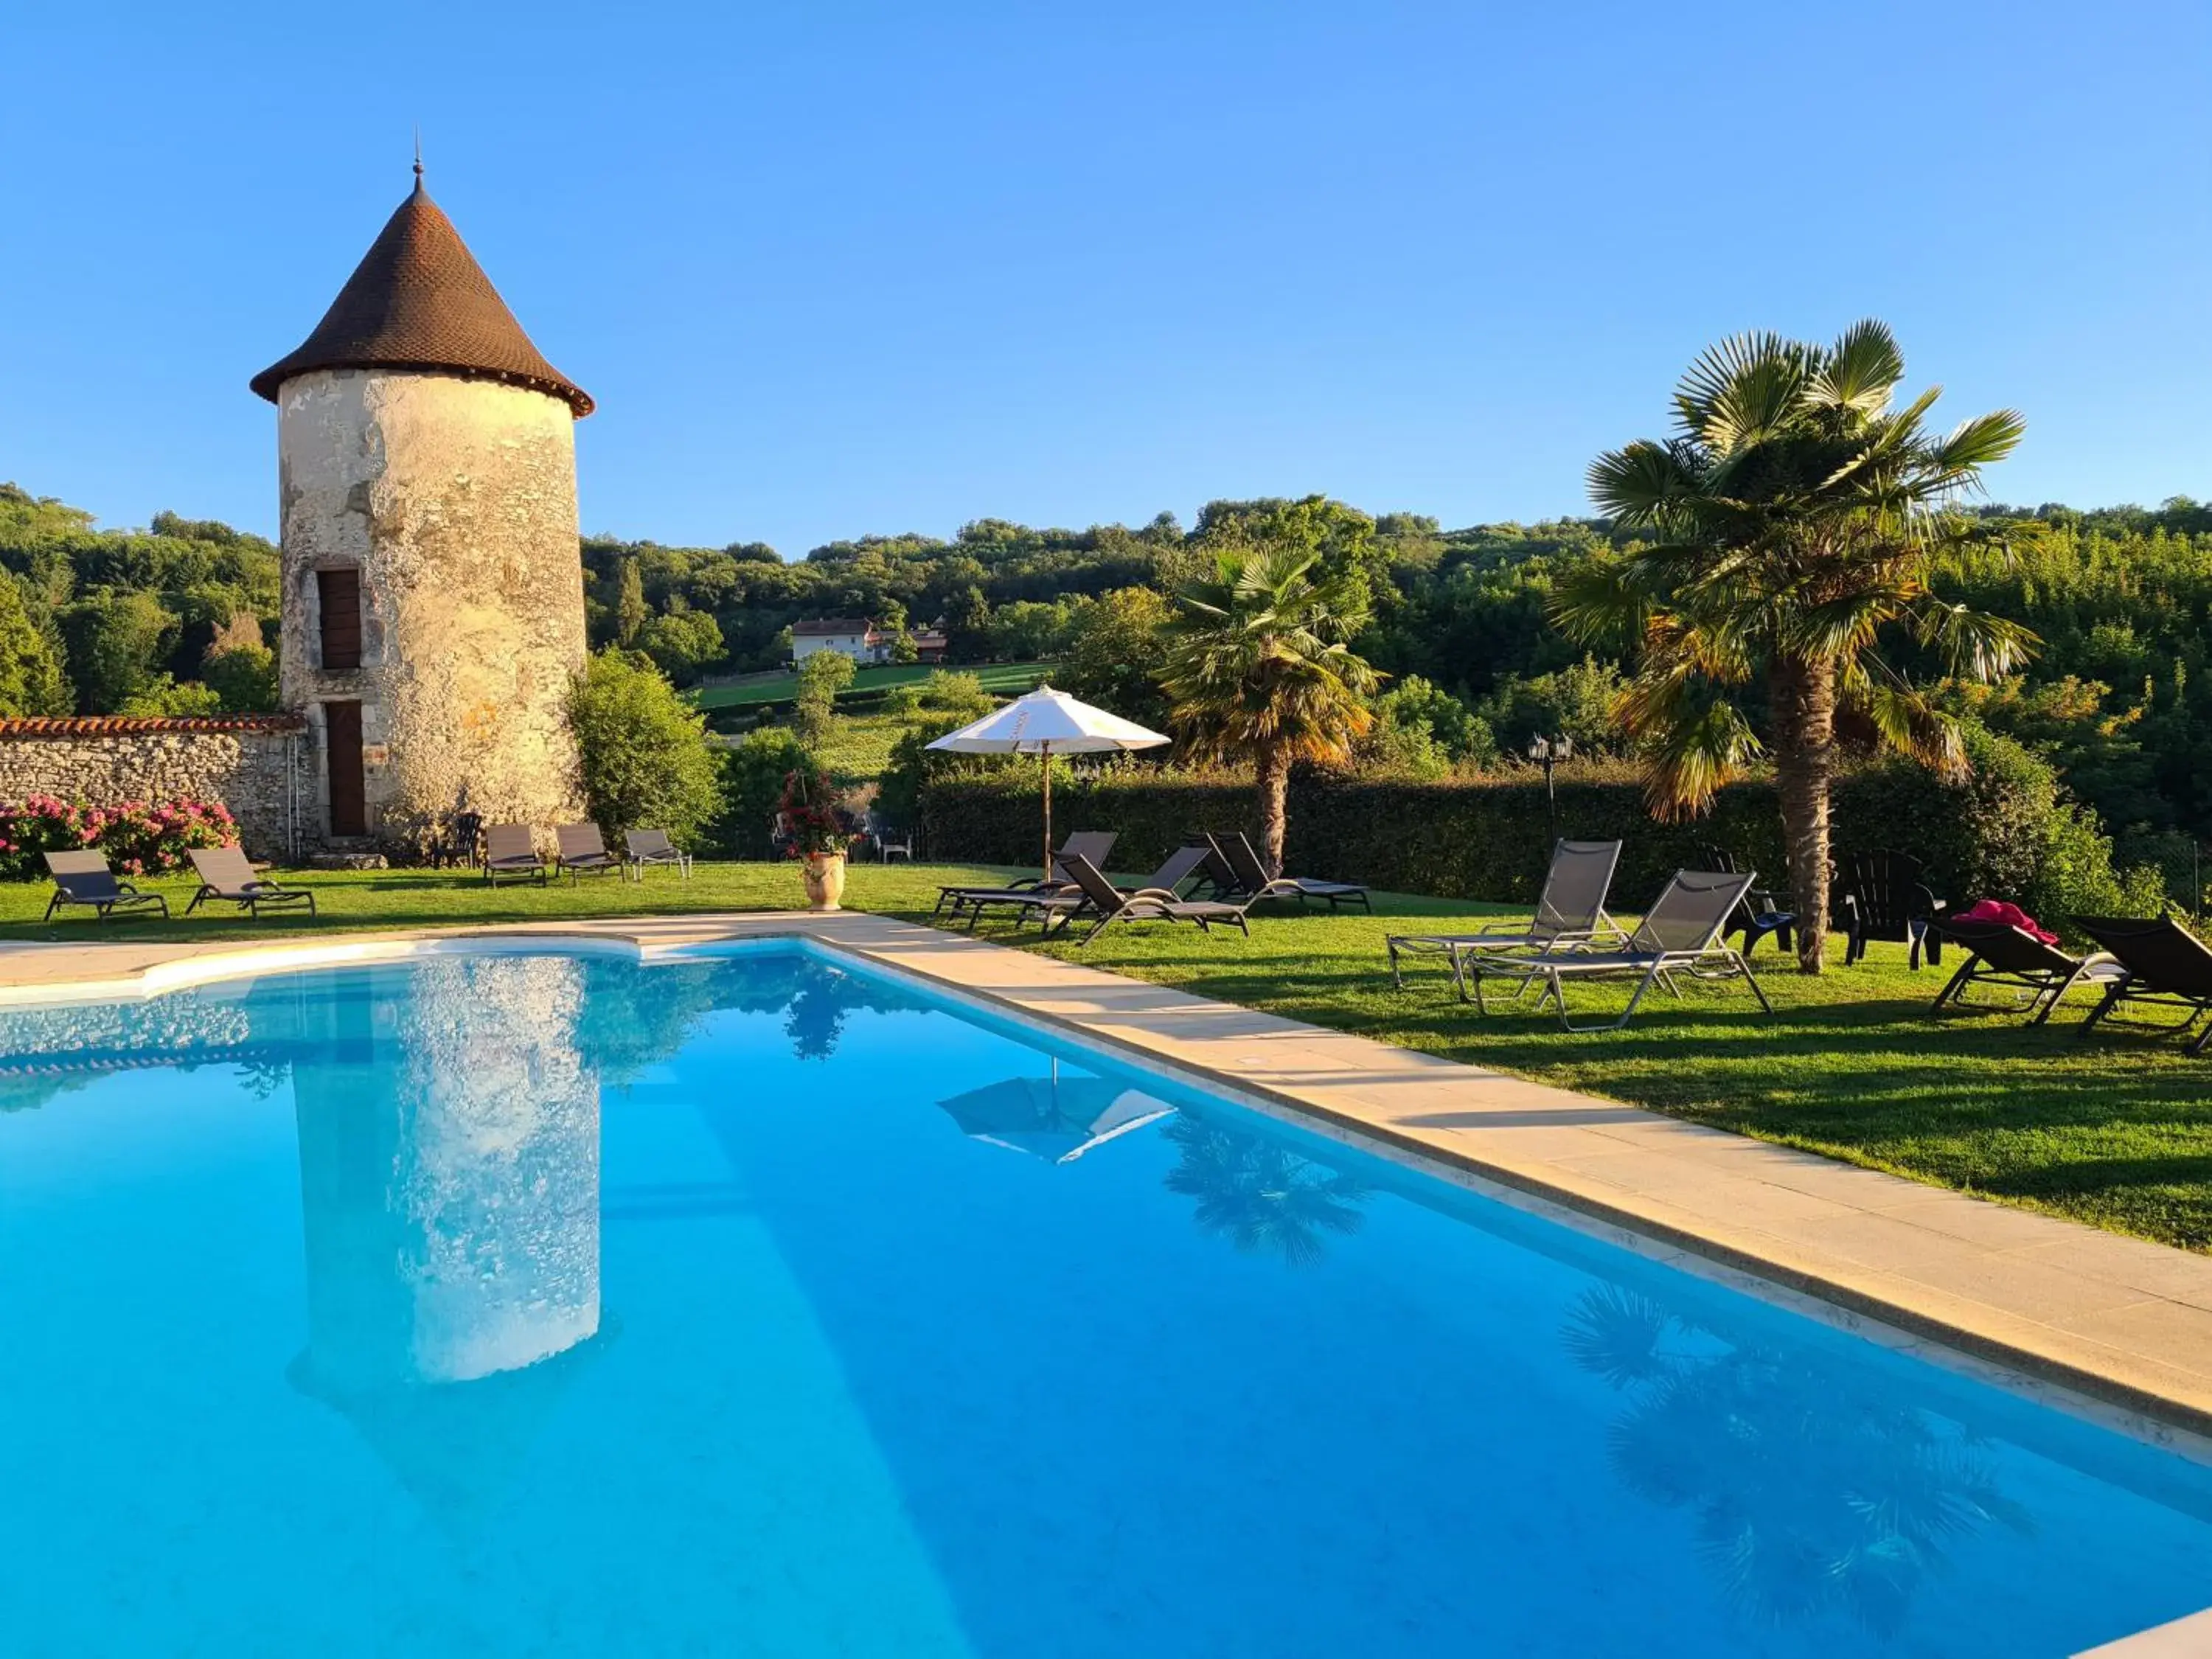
[276,367,588,846]
[0,718,307,860]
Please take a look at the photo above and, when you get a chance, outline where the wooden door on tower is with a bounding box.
[324,700,366,837]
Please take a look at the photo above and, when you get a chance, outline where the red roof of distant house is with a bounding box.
[0,714,307,738]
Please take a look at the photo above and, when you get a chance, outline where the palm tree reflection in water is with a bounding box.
[1562,1285,2035,1640]
[1162,1114,1369,1267]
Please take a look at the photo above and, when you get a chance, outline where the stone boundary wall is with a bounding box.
[0,717,310,861]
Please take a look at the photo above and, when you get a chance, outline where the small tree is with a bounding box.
[613,556,649,647]
[60,590,177,712]
[796,649,857,702]
[639,609,726,686]
[1059,585,1174,731]
[0,573,69,717]
[1160,542,1379,875]
[202,616,281,713]
[567,649,721,842]
[117,675,223,717]
[717,726,818,858]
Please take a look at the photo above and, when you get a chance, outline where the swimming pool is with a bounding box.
[1,942,2208,1657]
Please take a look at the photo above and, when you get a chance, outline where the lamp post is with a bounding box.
[1528,733,1572,845]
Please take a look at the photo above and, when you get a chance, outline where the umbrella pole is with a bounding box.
[1041,741,1053,883]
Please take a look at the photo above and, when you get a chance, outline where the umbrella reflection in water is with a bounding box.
[939,1058,1174,1164]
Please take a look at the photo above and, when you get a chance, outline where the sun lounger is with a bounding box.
[958,844,1216,934]
[482,824,546,886]
[1462,869,1770,1032]
[1060,854,1253,946]
[42,849,170,923]
[933,830,1120,918]
[1928,916,2118,1022]
[1211,831,1370,913]
[554,822,621,883]
[1180,835,1244,902]
[623,827,692,880]
[184,845,316,919]
[2071,916,2212,1056]
[1387,839,1624,998]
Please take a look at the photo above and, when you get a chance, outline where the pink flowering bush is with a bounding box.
[0,796,235,882]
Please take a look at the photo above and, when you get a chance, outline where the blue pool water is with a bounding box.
[2,945,2210,1657]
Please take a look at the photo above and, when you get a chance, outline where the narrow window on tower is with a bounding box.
[317,568,363,670]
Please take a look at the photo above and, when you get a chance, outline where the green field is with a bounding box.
[690,660,1059,711]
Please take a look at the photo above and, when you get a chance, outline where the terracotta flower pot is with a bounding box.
[801,851,846,912]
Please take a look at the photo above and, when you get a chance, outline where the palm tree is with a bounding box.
[1555,321,2034,972]
[1158,542,1379,877]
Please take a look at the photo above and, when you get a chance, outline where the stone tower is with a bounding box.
[251,166,593,848]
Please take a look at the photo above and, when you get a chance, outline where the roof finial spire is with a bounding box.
[412,125,424,189]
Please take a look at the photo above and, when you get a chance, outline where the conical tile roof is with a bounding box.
[251,174,592,416]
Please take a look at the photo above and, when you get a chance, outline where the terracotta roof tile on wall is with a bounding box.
[249,178,592,416]
[0,715,307,738]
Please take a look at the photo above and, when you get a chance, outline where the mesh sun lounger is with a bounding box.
[481,824,546,886]
[1461,869,1770,1032]
[623,827,692,880]
[1060,854,1253,946]
[1386,839,1624,998]
[2071,916,2212,1056]
[554,823,622,883]
[933,830,1120,918]
[1927,916,2119,1023]
[1211,831,1370,913]
[184,845,316,919]
[42,850,170,923]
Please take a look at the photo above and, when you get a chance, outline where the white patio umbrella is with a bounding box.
[926,684,1169,880]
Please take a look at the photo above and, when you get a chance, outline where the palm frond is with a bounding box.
[1672,330,1795,439]
[1840,675,1966,777]
[1915,602,2039,681]
[1550,558,1651,647]
[1809,319,1905,418]
[1694,347,1814,456]
[1776,585,1919,662]
[1616,668,1760,816]
[1930,408,2027,478]
[1588,440,1701,528]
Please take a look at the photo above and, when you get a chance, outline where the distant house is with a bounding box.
[792,618,887,666]
[792,616,949,667]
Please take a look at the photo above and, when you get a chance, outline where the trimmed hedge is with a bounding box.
[920,766,1778,904]
[919,732,2130,916]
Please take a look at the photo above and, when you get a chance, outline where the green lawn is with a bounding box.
[690,659,1059,710]
[4,860,2207,1251]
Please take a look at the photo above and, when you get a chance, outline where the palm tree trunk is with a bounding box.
[1771,653,1837,974]
[1254,744,1290,879]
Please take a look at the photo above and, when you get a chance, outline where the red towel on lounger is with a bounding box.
[1955,898,2058,945]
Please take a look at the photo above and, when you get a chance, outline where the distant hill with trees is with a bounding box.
[7,478,2210,884]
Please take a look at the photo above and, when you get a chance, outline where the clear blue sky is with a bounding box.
[5,0,2207,556]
